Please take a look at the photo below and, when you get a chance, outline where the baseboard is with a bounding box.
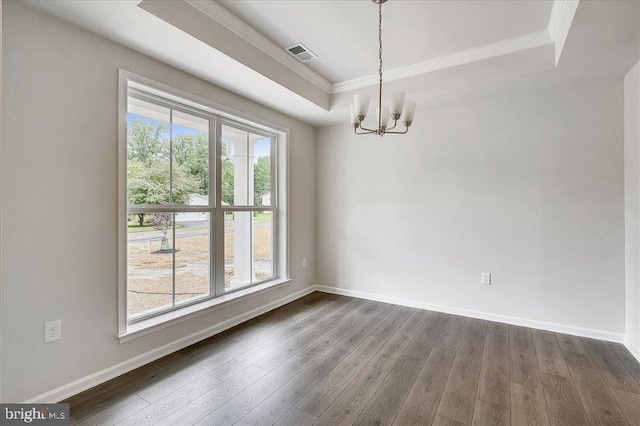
[23,283,628,403]
[24,285,315,404]
[314,285,625,343]
[623,336,640,364]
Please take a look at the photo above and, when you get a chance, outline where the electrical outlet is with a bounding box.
[45,320,61,343]
[480,273,491,285]
[302,258,307,268]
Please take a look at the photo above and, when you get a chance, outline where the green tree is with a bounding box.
[127,119,199,225]
[127,158,198,225]
[127,120,167,163]
[172,133,209,195]
[253,156,271,205]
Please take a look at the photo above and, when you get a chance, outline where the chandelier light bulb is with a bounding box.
[353,94,371,119]
[350,104,359,126]
[402,101,416,125]
[389,92,406,119]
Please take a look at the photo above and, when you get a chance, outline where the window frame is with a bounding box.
[216,119,279,296]
[118,70,290,339]
[125,90,217,323]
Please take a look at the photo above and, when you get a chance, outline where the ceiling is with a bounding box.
[219,0,554,84]
[23,0,640,127]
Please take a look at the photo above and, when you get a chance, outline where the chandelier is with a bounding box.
[351,0,416,136]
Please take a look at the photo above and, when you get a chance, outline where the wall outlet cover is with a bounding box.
[481,273,491,285]
[45,320,62,343]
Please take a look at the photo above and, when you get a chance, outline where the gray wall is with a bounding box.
[1,2,316,402]
[625,61,640,354]
[317,78,625,336]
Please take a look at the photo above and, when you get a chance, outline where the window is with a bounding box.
[221,124,276,291]
[120,73,287,332]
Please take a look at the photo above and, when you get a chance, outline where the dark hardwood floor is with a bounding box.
[64,292,640,425]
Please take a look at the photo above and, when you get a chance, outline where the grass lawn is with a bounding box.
[127,217,273,317]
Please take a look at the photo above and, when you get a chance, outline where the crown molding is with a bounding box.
[331,30,553,94]
[185,0,333,94]
[331,0,579,94]
[547,0,579,65]
[185,0,577,96]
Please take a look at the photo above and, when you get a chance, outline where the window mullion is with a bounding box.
[271,136,276,209]
[246,131,251,206]
[128,205,213,213]
[169,110,176,308]
[172,212,176,308]
[271,136,277,277]
[247,131,253,283]
[214,119,225,297]
[250,210,254,284]
[210,118,217,209]
[220,206,276,213]
[208,118,216,301]
[169,109,173,205]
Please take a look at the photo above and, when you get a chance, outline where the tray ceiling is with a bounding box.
[23,0,639,126]
[219,0,554,84]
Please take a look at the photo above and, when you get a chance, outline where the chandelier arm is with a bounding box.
[355,127,378,135]
[357,117,378,133]
[382,126,410,135]
[386,118,398,131]
[358,124,378,132]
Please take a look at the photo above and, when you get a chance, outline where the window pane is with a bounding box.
[224,211,274,291]
[124,84,281,324]
[252,135,271,206]
[127,97,171,206]
[127,211,174,318]
[253,211,274,281]
[221,124,249,206]
[175,212,211,305]
[224,211,251,289]
[171,111,209,206]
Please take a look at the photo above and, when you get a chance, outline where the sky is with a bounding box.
[127,112,271,159]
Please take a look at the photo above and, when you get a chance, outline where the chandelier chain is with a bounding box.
[378,1,383,80]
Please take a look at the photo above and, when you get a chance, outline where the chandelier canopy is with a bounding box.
[351,0,416,136]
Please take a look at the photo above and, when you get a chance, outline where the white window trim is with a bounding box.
[118,69,290,342]
[118,278,292,343]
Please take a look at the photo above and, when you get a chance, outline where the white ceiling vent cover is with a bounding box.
[285,43,318,62]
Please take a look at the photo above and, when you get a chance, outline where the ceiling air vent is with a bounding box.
[285,43,318,62]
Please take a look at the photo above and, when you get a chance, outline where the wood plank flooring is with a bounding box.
[64,292,640,425]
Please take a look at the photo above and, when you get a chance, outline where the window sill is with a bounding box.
[118,278,292,343]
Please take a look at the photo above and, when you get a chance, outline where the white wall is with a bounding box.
[1,2,316,402]
[318,79,625,338]
[625,61,640,357]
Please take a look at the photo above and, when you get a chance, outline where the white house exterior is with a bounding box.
[175,194,208,222]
